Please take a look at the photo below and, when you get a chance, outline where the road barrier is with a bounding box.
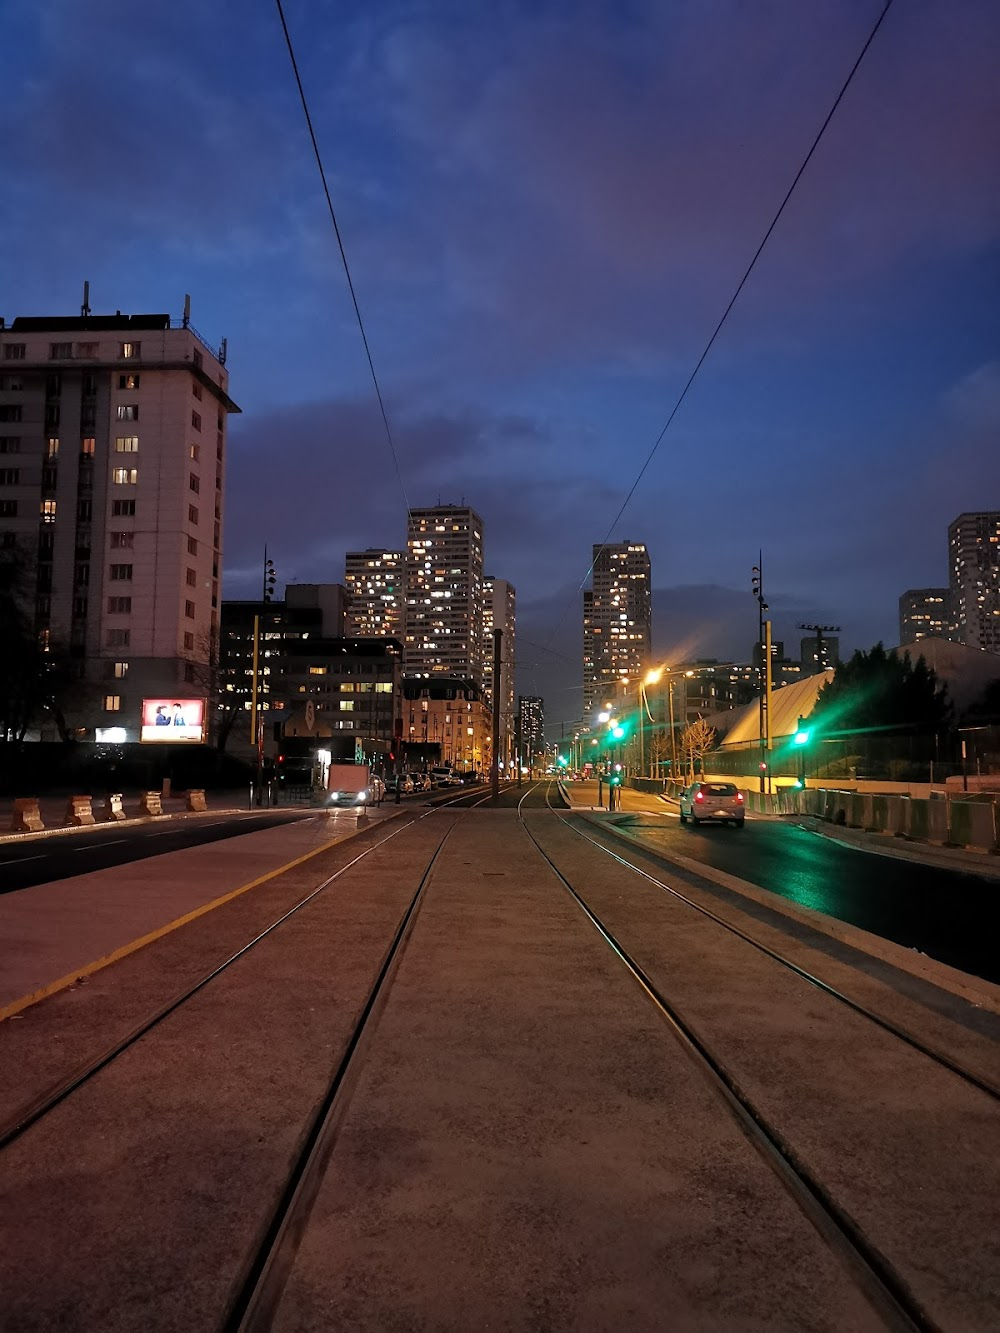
[186,789,207,813]
[137,791,164,818]
[104,793,127,821]
[63,795,96,827]
[12,799,44,833]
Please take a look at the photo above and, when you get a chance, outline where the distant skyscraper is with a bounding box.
[483,575,516,767]
[898,588,953,644]
[344,548,403,639]
[582,541,651,724]
[0,304,237,740]
[404,504,484,678]
[949,512,1000,654]
[519,694,544,765]
[799,635,840,673]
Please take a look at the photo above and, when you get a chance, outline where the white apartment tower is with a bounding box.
[0,305,238,738]
[344,548,404,639]
[404,505,484,679]
[583,541,652,724]
[949,512,1000,654]
[483,575,516,766]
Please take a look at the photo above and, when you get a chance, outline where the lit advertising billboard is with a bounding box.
[140,698,206,744]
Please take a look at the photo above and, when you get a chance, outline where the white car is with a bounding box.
[679,781,745,827]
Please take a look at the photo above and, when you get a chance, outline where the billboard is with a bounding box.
[140,698,206,744]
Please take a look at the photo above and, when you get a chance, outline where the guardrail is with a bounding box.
[3,790,218,835]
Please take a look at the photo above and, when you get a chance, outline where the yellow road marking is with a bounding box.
[0,837,341,1024]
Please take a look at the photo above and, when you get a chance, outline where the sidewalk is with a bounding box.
[0,807,402,1019]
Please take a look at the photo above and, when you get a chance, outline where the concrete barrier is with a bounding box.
[947,800,996,851]
[138,791,163,818]
[186,789,208,813]
[886,795,906,835]
[64,795,96,827]
[12,798,44,833]
[847,793,865,828]
[928,798,949,845]
[866,794,889,833]
[103,793,127,821]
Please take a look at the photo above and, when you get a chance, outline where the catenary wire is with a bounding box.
[546,0,895,653]
[274,0,410,516]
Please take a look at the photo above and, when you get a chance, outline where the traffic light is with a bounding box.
[557,753,568,767]
[263,555,277,602]
[793,717,810,746]
[612,725,625,740]
[608,770,622,787]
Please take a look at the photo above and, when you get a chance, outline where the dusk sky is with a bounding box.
[2,0,998,729]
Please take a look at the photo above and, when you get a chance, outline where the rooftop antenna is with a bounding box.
[219,336,227,366]
[81,281,91,318]
[183,293,191,328]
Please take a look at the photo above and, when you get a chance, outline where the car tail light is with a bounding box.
[694,791,704,803]
[736,792,744,803]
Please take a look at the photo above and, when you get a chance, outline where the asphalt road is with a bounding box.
[610,801,1000,985]
[0,809,314,895]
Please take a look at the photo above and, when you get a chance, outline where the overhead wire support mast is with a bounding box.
[274,0,410,518]
[547,0,895,647]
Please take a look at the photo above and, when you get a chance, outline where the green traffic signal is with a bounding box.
[792,716,810,746]
[557,754,568,766]
[612,725,625,740]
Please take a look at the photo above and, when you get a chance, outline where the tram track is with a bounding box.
[510,782,1000,1331]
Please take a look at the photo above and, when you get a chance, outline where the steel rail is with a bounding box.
[226,818,459,1331]
[0,810,431,1151]
[519,784,933,1331]
[545,792,1000,1103]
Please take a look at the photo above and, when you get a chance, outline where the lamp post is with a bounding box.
[250,547,277,806]
[751,555,772,794]
[638,668,663,780]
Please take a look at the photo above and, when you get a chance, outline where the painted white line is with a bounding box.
[74,838,127,851]
[148,830,178,837]
[5,854,45,864]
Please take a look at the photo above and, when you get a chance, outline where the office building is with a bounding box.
[0,303,238,739]
[219,593,402,750]
[404,504,484,679]
[483,575,516,769]
[898,588,953,644]
[582,541,651,725]
[344,548,403,639]
[949,512,1000,654]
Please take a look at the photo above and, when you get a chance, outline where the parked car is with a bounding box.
[413,773,432,792]
[387,774,414,794]
[678,781,745,827]
[430,767,457,787]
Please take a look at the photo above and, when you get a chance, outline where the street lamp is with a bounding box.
[638,667,663,779]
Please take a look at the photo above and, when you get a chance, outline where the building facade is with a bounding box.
[344,548,403,639]
[898,588,953,644]
[402,676,489,772]
[483,575,516,769]
[949,512,1000,654]
[582,541,651,725]
[518,694,544,768]
[0,306,237,739]
[404,505,484,680]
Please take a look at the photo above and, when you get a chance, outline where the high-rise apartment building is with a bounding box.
[483,575,516,767]
[949,512,1000,654]
[0,306,237,739]
[582,541,651,724]
[518,694,544,767]
[899,588,953,644]
[404,505,484,679]
[344,548,403,638]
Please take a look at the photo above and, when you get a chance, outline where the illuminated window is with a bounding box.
[113,662,129,679]
[46,437,60,458]
[115,436,138,453]
[81,437,96,458]
[120,342,141,359]
[112,467,138,484]
[40,499,57,523]
[104,695,121,711]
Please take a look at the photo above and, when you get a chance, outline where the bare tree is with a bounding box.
[680,716,716,783]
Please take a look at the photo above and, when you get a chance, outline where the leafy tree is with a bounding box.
[810,643,950,734]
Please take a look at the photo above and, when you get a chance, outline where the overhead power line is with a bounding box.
[555,0,895,642]
[274,0,410,516]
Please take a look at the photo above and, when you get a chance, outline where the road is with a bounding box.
[570,782,1000,985]
[0,808,314,894]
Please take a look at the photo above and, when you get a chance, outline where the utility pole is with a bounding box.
[490,629,502,800]
[250,546,277,806]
